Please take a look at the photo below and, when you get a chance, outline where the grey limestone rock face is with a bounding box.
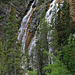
[30,0,53,32]
[0,0,31,37]
[0,0,32,25]
[0,0,52,41]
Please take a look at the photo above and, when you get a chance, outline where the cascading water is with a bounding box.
[18,0,38,73]
[28,33,36,55]
[18,0,61,73]
[18,0,36,53]
[45,0,58,64]
[27,0,59,66]
[26,0,59,65]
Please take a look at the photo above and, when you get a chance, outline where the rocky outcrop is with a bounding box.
[0,0,33,26]
[0,0,75,50]
[25,0,75,50]
[25,0,53,49]
[0,0,33,39]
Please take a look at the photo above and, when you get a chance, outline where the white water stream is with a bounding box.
[45,0,58,64]
[18,0,38,73]
[18,0,36,53]
[45,0,63,58]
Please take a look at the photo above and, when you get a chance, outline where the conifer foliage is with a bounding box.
[56,0,74,45]
[0,37,6,75]
[0,0,75,75]
[0,4,24,75]
[60,34,75,75]
[55,0,75,75]
[44,56,72,75]
[35,10,48,75]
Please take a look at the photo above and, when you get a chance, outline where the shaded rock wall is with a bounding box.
[26,0,75,48]
[25,0,53,50]
[0,0,74,49]
[0,0,33,39]
[26,0,75,49]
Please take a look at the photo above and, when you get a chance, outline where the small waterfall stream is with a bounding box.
[28,0,59,65]
[18,0,36,53]
[28,32,36,55]
[45,0,58,64]
[45,0,63,58]
[18,0,38,73]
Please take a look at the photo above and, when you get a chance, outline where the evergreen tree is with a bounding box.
[48,4,59,56]
[35,10,48,75]
[44,54,72,75]
[28,70,37,75]
[55,1,75,74]
[4,4,24,75]
[0,37,6,75]
[55,0,74,45]
[59,34,75,75]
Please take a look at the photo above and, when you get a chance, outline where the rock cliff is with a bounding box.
[25,0,75,50]
[0,0,75,50]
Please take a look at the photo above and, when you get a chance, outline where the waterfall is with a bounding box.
[18,0,36,53]
[27,0,59,66]
[45,0,58,64]
[45,0,63,58]
[18,0,39,72]
[28,32,36,55]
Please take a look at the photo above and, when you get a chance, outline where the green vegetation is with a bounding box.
[28,70,37,75]
[38,0,45,5]
[0,4,24,75]
[55,1,73,45]
[35,10,48,75]
[44,55,72,75]
[33,0,75,75]
[0,37,5,74]
[0,0,75,75]
[59,34,75,75]
[55,0,75,74]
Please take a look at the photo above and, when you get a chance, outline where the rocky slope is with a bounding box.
[25,0,75,50]
[0,0,31,39]
[0,0,75,50]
